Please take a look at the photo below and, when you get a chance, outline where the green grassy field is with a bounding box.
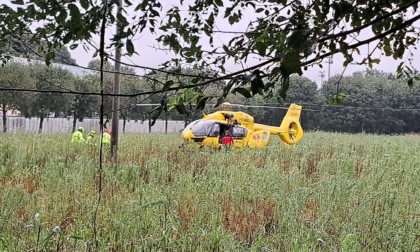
[0,132,419,251]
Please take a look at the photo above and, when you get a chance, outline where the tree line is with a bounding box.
[196,68,420,134]
[0,60,149,133]
[0,60,419,134]
[257,69,420,134]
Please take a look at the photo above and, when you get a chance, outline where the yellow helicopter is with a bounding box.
[180,102,304,149]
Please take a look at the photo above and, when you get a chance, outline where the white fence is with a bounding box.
[0,117,186,134]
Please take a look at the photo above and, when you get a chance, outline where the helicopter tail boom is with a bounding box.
[252,103,304,145]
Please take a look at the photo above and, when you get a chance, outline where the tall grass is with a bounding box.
[0,132,419,251]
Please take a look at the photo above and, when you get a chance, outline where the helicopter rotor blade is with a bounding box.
[230,104,293,110]
[134,103,292,109]
[133,104,161,106]
[133,103,310,111]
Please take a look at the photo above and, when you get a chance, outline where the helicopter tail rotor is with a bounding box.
[278,103,304,145]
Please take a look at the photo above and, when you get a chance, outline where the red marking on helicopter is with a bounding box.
[253,135,260,140]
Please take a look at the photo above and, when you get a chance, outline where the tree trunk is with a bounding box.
[165,113,168,134]
[123,116,126,132]
[148,117,152,133]
[72,111,77,132]
[2,104,7,133]
[184,115,189,128]
[39,115,44,134]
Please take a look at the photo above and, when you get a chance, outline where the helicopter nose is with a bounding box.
[182,129,195,139]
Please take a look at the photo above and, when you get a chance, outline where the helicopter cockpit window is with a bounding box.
[208,123,220,137]
[182,120,200,135]
[232,127,247,138]
[191,120,216,137]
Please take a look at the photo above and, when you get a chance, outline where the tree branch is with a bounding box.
[302,14,420,67]
[319,0,420,43]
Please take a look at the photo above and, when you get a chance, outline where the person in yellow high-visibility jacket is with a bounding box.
[102,131,111,145]
[86,130,97,145]
[86,130,96,142]
[71,127,85,143]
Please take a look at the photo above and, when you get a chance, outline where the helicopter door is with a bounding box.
[248,130,271,148]
[231,126,248,148]
[206,123,221,148]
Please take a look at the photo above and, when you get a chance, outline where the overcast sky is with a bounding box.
[71,2,420,87]
[3,0,420,86]
[68,28,417,85]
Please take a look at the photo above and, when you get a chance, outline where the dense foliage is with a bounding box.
[1,0,420,108]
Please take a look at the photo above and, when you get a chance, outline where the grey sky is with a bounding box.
[68,1,420,85]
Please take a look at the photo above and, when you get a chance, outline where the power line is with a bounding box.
[0,52,282,98]
[132,102,420,112]
[15,39,223,82]
[106,56,234,80]
[2,86,419,112]
[315,104,420,111]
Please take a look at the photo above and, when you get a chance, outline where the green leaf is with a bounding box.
[223,82,233,96]
[228,13,239,25]
[149,106,163,126]
[214,97,225,108]
[149,8,160,17]
[407,78,414,88]
[328,92,347,104]
[117,13,129,26]
[271,67,281,76]
[37,44,44,53]
[251,77,264,96]
[160,97,168,111]
[206,13,214,26]
[255,40,266,56]
[11,0,24,5]
[70,44,78,49]
[279,77,289,100]
[126,39,134,55]
[224,7,233,18]
[63,33,72,44]
[124,0,133,6]
[233,87,252,98]
[276,16,287,22]
[56,10,67,23]
[280,51,302,77]
[68,4,81,19]
[287,29,310,51]
[175,104,189,115]
[168,97,178,106]
[214,0,223,7]
[162,80,174,92]
[264,82,275,92]
[370,58,380,64]
[80,0,89,10]
[191,77,201,84]
[196,97,211,111]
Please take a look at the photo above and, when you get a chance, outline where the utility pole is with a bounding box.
[319,71,325,86]
[327,55,333,81]
[111,0,123,159]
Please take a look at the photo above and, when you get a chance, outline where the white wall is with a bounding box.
[0,117,186,134]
